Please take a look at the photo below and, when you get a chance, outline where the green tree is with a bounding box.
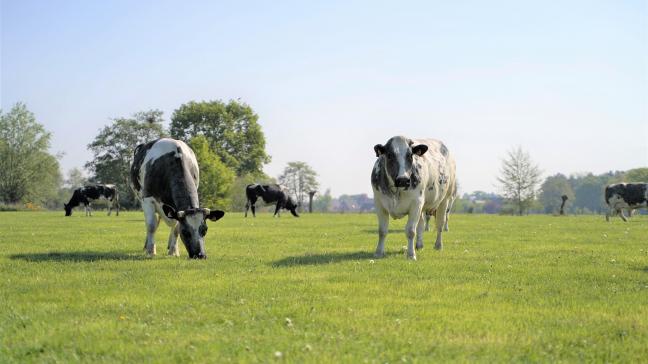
[188,135,235,210]
[170,100,271,176]
[65,167,88,188]
[572,174,606,213]
[278,161,319,210]
[496,146,542,215]
[538,174,575,214]
[85,110,166,208]
[313,188,333,212]
[0,103,62,204]
[624,168,648,182]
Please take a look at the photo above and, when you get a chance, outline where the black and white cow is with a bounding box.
[371,136,457,260]
[605,183,648,222]
[64,184,120,216]
[245,184,299,217]
[130,138,225,259]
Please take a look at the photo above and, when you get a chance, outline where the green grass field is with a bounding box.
[1,211,647,363]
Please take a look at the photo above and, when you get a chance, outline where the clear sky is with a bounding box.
[2,0,647,196]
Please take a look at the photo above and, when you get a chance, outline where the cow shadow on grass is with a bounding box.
[10,251,146,262]
[271,250,399,267]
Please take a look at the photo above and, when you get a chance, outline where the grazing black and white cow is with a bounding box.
[605,183,648,222]
[371,136,457,260]
[130,138,225,259]
[245,184,299,217]
[64,184,120,216]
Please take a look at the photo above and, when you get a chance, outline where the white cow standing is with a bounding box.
[371,136,457,260]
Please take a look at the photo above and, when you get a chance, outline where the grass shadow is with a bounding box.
[271,250,399,267]
[362,229,406,234]
[10,251,146,262]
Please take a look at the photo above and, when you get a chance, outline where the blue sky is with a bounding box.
[2,0,647,196]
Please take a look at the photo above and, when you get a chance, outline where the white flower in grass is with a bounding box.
[274,351,283,359]
[369,259,375,264]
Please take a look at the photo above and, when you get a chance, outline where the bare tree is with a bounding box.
[497,146,542,215]
[278,161,319,211]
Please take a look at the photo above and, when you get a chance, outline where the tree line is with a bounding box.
[0,101,319,211]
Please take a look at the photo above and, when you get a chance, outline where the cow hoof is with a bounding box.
[415,243,424,250]
[407,254,417,260]
[434,243,443,250]
[374,251,385,258]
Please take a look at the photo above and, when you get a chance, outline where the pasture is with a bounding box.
[1,212,647,363]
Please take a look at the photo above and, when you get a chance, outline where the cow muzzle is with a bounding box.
[395,176,410,188]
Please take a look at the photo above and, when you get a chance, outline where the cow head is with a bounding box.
[374,136,428,189]
[162,205,225,259]
[285,196,300,217]
[64,203,72,216]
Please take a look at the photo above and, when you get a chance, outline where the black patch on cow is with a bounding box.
[409,161,421,189]
[439,173,448,185]
[439,143,449,157]
[143,151,199,211]
[371,158,392,195]
[130,139,159,192]
[605,183,647,206]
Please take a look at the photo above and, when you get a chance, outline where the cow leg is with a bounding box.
[142,198,158,256]
[167,222,180,257]
[374,206,389,258]
[274,203,281,217]
[405,207,422,260]
[251,203,256,217]
[107,200,112,216]
[606,208,612,222]
[619,209,628,222]
[424,212,431,232]
[245,201,249,217]
[415,211,425,251]
[444,208,450,232]
[434,200,450,250]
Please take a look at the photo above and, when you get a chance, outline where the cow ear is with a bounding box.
[162,204,178,220]
[412,144,428,156]
[206,210,225,221]
[374,144,386,157]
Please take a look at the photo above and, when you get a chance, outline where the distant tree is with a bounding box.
[65,167,88,188]
[624,168,648,182]
[278,161,319,210]
[0,103,62,204]
[496,146,542,215]
[538,174,574,214]
[573,174,606,213]
[85,110,166,208]
[170,100,271,176]
[313,188,333,212]
[188,136,235,210]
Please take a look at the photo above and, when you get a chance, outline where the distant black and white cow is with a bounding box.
[64,184,120,216]
[130,138,225,259]
[605,183,648,222]
[371,136,457,260]
[245,184,299,217]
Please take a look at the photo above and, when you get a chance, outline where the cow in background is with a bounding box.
[371,136,457,260]
[605,183,648,221]
[245,184,299,217]
[64,184,120,216]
